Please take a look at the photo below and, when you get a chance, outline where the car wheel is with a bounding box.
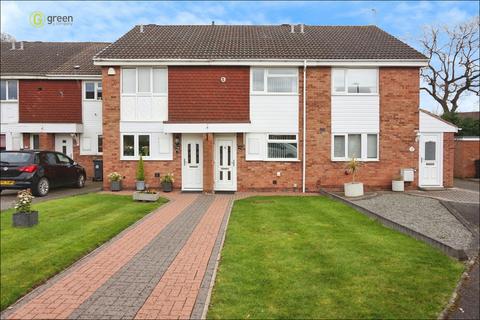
[76,174,86,188]
[34,177,50,197]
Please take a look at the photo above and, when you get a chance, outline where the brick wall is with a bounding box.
[454,139,480,178]
[304,67,420,191]
[39,133,55,150]
[443,133,455,187]
[102,67,180,190]
[72,144,102,180]
[168,66,250,123]
[19,80,82,123]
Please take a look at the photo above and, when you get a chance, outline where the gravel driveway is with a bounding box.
[354,193,473,250]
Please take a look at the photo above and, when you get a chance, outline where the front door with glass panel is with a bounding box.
[214,134,237,191]
[419,134,442,187]
[55,134,74,159]
[182,134,203,191]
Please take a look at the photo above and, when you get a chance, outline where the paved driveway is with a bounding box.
[2,193,233,320]
[0,181,102,211]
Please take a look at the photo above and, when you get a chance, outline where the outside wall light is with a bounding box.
[174,135,181,153]
[108,67,116,76]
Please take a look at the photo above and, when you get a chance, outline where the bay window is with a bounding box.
[267,134,298,160]
[332,133,378,161]
[1,80,18,101]
[251,68,298,94]
[121,67,167,95]
[332,68,378,94]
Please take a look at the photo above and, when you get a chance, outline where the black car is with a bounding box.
[0,150,86,196]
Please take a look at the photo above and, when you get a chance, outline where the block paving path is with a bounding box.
[2,193,233,320]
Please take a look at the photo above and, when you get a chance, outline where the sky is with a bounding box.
[1,0,479,113]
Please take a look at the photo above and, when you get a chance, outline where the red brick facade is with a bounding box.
[168,66,250,123]
[454,139,480,179]
[443,133,455,187]
[101,65,458,192]
[19,80,82,123]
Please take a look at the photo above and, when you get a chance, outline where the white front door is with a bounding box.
[419,133,442,187]
[214,134,237,191]
[55,134,74,159]
[182,134,203,191]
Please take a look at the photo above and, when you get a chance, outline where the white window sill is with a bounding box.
[120,157,173,161]
[250,92,299,96]
[265,159,300,162]
[331,158,379,162]
[0,100,18,103]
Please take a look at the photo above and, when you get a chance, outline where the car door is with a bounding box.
[55,152,76,186]
[40,152,59,187]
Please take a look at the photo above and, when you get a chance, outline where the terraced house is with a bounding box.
[1,41,108,178]
[1,24,458,191]
[93,24,457,192]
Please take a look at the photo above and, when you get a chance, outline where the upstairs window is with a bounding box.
[122,68,167,95]
[1,80,18,101]
[332,69,378,94]
[251,68,298,94]
[84,82,102,100]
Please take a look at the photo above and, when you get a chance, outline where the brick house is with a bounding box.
[92,24,459,192]
[1,41,108,178]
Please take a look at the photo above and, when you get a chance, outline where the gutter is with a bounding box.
[302,60,307,193]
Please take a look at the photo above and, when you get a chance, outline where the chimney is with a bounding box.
[10,42,15,50]
[139,24,144,33]
[290,24,295,33]
[19,41,24,50]
[300,24,304,33]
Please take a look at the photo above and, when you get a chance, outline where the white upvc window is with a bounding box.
[97,135,103,153]
[84,81,102,100]
[332,133,378,161]
[251,68,298,94]
[121,67,167,95]
[1,80,18,101]
[121,133,151,160]
[332,68,378,95]
[267,134,298,160]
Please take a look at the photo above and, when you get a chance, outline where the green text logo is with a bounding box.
[30,11,45,28]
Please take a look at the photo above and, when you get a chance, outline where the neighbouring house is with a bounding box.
[92,24,457,192]
[0,41,109,178]
[454,111,480,179]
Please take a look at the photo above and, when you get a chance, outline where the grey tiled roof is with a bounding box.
[1,41,109,76]
[95,25,427,60]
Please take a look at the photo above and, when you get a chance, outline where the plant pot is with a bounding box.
[162,182,173,192]
[133,191,160,202]
[136,181,145,191]
[392,180,405,192]
[344,182,364,197]
[110,180,122,191]
[13,211,38,228]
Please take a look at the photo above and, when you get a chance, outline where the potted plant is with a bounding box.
[136,155,145,191]
[133,188,161,202]
[161,173,174,192]
[344,158,364,197]
[12,189,38,228]
[392,174,405,192]
[108,172,123,191]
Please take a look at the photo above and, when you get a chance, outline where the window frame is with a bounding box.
[84,81,102,100]
[120,133,152,160]
[251,68,298,95]
[120,67,168,96]
[30,134,40,150]
[331,133,379,161]
[97,135,103,154]
[1,80,18,101]
[331,68,379,96]
[266,133,299,161]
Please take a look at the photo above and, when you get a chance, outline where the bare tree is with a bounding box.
[420,17,479,114]
[0,32,16,42]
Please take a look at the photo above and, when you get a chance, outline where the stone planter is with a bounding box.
[392,180,405,192]
[133,191,160,202]
[162,182,173,192]
[110,180,122,192]
[344,182,364,197]
[136,181,145,191]
[13,211,38,228]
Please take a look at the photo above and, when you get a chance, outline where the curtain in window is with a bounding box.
[334,135,345,157]
[122,69,136,94]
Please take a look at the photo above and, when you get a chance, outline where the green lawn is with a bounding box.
[208,196,464,319]
[0,193,167,311]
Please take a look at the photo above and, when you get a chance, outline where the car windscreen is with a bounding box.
[0,152,33,164]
